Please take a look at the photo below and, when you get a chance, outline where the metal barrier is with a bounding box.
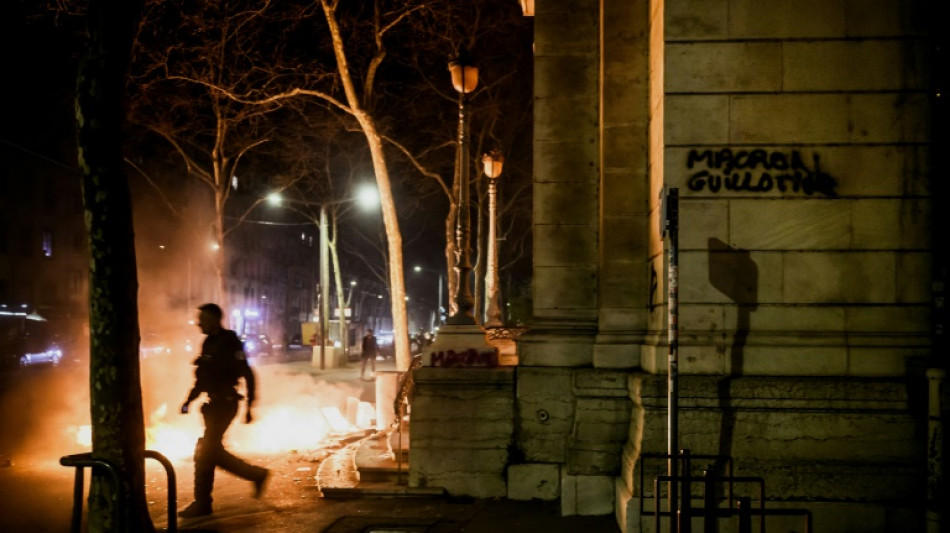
[639,451,735,526]
[392,354,423,484]
[640,450,812,533]
[144,449,178,531]
[60,450,177,533]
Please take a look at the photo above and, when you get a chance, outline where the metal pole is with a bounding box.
[664,187,680,531]
[344,283,355,358]
[485,173,502,326]
[320,205,329,370]
[448,69,476,325]
[438,274,444,325]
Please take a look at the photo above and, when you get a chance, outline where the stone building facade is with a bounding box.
[410,1,943,531]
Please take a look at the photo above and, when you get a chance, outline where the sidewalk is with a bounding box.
[174,354,621,532]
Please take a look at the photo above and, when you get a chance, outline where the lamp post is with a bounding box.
[414,265,444,328]
[482,150,504,327]
[447,53,478,325]
[343,280,356,357]
[266,186,379,370]
[318,205,329,369]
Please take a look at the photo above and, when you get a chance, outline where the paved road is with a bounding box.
[0,355,395,532]
[0,356,620,533]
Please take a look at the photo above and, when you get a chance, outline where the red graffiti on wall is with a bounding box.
[428,348,499,367]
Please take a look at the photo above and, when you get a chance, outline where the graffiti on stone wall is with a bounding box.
[428,348,499,367]
[686,149,837,196]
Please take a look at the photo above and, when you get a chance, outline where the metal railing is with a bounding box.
[60,449,177,532]
[639,450,812,533]
[391,353,423,483]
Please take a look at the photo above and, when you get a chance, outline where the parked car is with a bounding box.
[240,333,273,357]
[16,343,63,367]
[1,307,65,369]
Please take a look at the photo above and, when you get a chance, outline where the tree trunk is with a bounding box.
[329,216,348,358]
[213,188,228,311]
[322,1,411,370]
[76,1,152,531]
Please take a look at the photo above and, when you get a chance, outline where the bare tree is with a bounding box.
[196,1,430,370]
[129,0,533,367]
[375,0,533,325]
[127,0,289,307]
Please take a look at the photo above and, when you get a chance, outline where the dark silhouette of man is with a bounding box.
[179,303,268,518]
[360,329,378,380]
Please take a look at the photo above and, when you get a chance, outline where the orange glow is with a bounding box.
[145,403,200,460]
[73,400,374,460]
[73,425,91,448]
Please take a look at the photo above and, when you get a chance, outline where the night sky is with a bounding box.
[1,5,78,169]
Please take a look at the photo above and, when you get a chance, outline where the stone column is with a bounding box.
[521,0,602,367]
[593,0,653,370]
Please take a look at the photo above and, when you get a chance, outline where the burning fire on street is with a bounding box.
[68,365,375,463]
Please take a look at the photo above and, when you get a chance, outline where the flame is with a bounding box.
[73,425,91,448]
[72,399,376,460]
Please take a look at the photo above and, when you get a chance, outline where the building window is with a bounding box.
[42,230,53,258]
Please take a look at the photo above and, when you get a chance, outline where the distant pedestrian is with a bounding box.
[360,329,378,380]
[179,303,269,518]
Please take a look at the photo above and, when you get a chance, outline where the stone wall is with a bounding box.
[411,1,936,531]
[409,367,515,498]
[619,1,933,530]
[652,0,932,375]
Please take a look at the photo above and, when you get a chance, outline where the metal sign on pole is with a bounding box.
[662,187,680,531]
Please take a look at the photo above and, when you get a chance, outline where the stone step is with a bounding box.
[359,464,410,483]
[321,484,444,499]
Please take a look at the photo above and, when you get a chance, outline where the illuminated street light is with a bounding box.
[266,186,380,370]
[447,51,479,325]
[357,184,380,209]
[414,265,444,327]
[519,0,535,16]
[482,150,504,327]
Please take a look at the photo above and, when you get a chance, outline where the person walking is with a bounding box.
[360,329,379,380]
[179,303,269,518]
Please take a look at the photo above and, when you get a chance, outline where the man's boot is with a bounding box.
[178,500,212,518]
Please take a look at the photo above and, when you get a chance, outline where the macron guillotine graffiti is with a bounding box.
[685,148,837,196]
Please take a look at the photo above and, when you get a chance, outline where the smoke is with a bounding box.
[0,365,91,465]
[142,359,369,459]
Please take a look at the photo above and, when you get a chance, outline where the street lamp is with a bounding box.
[447,52,479,325]
[266,186,379,370]
[414,265,444,328]
[482,150,504,327]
